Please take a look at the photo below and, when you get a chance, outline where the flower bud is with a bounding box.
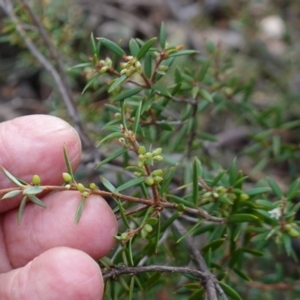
[145,176,154,186]
[62,172,72,183]
[153,155,164,161]
[153,148,162,155]
[141,228,148,239]
[121,232,128,240]
[154,176,164,183]
[77,183,85,192]
[82,191,89,198]
[240,193,249,201]
[288,228,300,238]
[32,174,41,185]
[144,224,153,233]
[152,169,163,176]
[99,66,109,74]
[89,183,97,190]
[138,145,146,155]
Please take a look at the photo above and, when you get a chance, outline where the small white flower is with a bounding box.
[268,207,281,220]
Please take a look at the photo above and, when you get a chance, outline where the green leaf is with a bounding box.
[167,194,195,208]
[272,135,281,157]
[63,146,75,182]
[90,32,97,54]
[115,177,145,192]
[113,87,143,102]
[74,196,86,224]
[159,165,177,194]
[168,49,198,57]
[233,268,251,281]
[100,176,116,193]
[198,60,210,81]
[160,211,181,232]
[177,220,202,243]
[117,200,130,229]
[1,190,21,200]
[28,195,46,208]
[267,177,283,197]
[227,214,258,223]
[192,158,201,205]
[68,62,92,70]
[143,53,152,78]
[136,37,157,60]
[282,233,293,257]
[218,281,242,300]
[201,238,225,253]
[17,196,27,225]
[23,186,44,195]
[97,132,124,147]
[81,74,100,94]
[152,83,171,97]
[97,37,125,56]
[129,38,140,57]
[246,187,271,196]
[159,22,166,49]
[97,148,127,168]
[1,167,25,187]
[133,101,142,134]
[199,89,213,103]
[228,158,237,185]
[108,75,127,93]
[287,179,299,201]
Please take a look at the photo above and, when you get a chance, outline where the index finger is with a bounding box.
[0,115,81,212]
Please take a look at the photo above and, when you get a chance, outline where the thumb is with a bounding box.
[0,247,104,300]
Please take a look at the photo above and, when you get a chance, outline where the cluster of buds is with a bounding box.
[144,169,164,186]
[97,57,113,74]
[120,56,142,77]
[284,223,300,238]
[62,172,95,198]
[137,146,164,168]
[201,186,249,206]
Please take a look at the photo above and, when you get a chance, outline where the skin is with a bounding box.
[0,115,118,299]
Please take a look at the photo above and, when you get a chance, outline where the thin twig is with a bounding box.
[102,265,206,280]
[167,211,228,300]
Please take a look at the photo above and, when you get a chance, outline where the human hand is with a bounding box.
[0,115,117,299]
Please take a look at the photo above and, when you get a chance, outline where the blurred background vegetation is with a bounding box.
[1,0,300,299]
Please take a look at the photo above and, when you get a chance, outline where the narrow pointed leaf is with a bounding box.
[192,158,201,205]
[168,49,198,57]
[227,214,258,223]
[68,62,92,70]
[159,22,166,49]
[63,146,75,182]
[2,190,21,200]
[75,196,86,224]
[108,75,127,93]
[267,177,283,198]
[97,148,127,168]
[143,53,152,78]
[28,195,46,208]
[1,167,25,186]
[113,87,143,102]
[218,281,242,300]
[133,101,142,134]
[90,32,97,54]
[136,37,157,60]
[18,196,27,225]
[97,38,125,57]
[117,200,130,229]
[100,176,116,193]
[129,38,140,57]
[82,74,100,94]
[287,179,300,201]
[23,186,44,195]
[115,177,145,192]
[97,132,124,147]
